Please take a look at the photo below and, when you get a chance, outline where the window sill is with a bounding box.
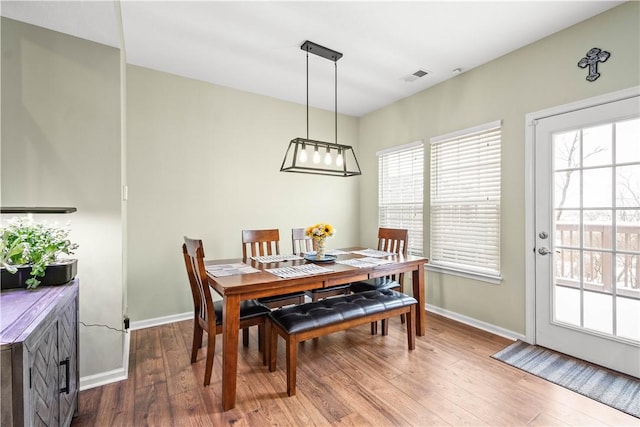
[425,264,502,285]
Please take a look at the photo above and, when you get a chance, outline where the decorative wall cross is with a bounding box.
[578,48,610,82]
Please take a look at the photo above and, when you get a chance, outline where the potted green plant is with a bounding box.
[0,216,78,289]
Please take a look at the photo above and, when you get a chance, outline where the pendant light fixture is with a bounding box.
[280,41,361,177]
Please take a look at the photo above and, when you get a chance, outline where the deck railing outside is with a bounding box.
[555,222,639,300]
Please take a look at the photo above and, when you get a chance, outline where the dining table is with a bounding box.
[205,247,427,411]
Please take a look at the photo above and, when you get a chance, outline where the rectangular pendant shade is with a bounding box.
[280,138,362,177]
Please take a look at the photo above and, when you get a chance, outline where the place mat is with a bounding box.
[206,263,260,277]
[336,257,395,268]
[251,254,304,263]
[350,248,394,257]
[265,264,333,279]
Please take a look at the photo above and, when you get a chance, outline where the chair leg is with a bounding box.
[242,327,249,347]
[286,335,297,396]
[261,321,270,366]
[203,331,215,386]
[269,325,278,372]
[370,321,378,335]
[407,306,416,350]
[382,318,389,336]
[191,319,203,363]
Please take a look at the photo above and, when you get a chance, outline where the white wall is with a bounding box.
[358,2,640,335]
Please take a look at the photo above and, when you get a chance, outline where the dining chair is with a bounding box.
[241,229,307,308]
[182,237,271,386]
[350,227,409,335]
[292,227,350,301]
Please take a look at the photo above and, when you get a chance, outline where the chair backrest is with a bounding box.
[377,228,409,285]
[377,228,408,257]
[242,229,281,258]
[183,237,215,329]
[291,228,313,255]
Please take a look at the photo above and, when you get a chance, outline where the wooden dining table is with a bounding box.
[205,247,427,411]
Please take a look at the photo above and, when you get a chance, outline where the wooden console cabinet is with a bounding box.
[1,279,79,427]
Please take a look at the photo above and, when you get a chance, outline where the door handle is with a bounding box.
[59,358,70,394]
[538,247,551,255]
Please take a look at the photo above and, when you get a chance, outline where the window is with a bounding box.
[377,141,424,256]
[430,120,501,281]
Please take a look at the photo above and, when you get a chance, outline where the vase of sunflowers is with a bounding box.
[305,223,335,259]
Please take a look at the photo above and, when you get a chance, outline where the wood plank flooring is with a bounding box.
[71,312,639,426]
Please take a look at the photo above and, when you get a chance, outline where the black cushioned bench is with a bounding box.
[268,289,418,396]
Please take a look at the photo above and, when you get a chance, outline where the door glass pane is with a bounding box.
[583,167,612,208]
[584,291,613,334]
[555,286,580,326]
[615,118,640,164]
[554,130,581,168]
[617,296,640,341]
[583,124,613,167]
[617,210,640,251]
[616,164,640,207]
[583,250,612,290]
[554,171,580,208]
[555,248,580,285]
[555,209,579,247]
[583,210,612,250]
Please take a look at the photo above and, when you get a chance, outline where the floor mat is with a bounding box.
[492,340,639,418]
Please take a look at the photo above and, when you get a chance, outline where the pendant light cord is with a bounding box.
[306,51,309,140]
[335,61,338,144]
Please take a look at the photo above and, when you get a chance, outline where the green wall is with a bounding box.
[358,2,640,334]
[126,65,361,322]
[1,17,124,378]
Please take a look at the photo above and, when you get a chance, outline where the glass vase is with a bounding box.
[313,237,327,259]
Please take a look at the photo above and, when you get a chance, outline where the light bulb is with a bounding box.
[324,147,332,165]
[336,149,344,167]
[298,145,307,163]
[312,146,321,164]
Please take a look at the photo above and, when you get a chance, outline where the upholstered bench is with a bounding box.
[268,289,417,396]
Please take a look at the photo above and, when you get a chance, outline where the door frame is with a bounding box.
[523,86,640,344]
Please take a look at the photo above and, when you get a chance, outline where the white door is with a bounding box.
[534,95,640,378]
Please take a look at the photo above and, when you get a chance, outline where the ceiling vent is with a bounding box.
[403,69,430,82]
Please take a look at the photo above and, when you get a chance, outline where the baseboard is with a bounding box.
[426,304,526,342]
[79,311,191,390]
[129,311,192,331]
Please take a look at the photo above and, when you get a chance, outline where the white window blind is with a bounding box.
[430,121,501,277]
[378,141,424,256]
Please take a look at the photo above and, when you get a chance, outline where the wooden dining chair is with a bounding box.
[350,227,409,335]
[241,229,306,308]
[182,237,271,386]
[292,227,350,301]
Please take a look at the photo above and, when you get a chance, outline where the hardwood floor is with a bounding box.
[71,312,639,426]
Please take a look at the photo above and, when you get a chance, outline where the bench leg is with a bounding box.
[242,327,249,347]
[286,336,297,396]
[407,305,416,350]
[370,321,378,335]
[382,319,389,336]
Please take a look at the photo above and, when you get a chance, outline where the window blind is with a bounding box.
[430,121,501,276]
[378,141,424,256]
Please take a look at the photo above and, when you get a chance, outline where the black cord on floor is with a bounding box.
[80,321,127,333]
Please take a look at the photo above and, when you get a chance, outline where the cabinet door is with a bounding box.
[58,296,78,426]
[28,321,59,427]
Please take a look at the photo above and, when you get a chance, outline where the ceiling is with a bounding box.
[1,1,623,117]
